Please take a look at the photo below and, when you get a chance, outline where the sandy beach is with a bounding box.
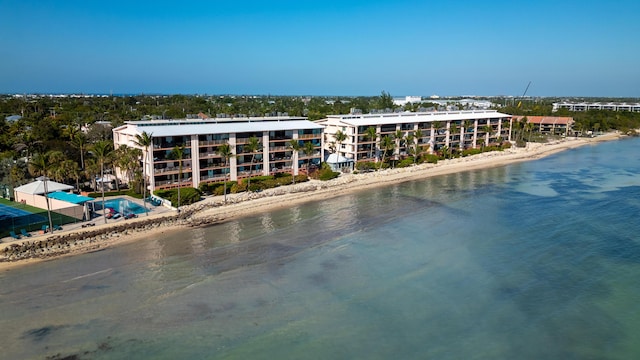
[0,133,624,270]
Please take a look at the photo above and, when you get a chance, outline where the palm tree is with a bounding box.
[364,126,377,160]
[432,121,443,152]
[28,151,64,233]
[217,142,233,204]
[448,123,459,156]
[70,133,87,170]
[64,160,81,193]
[414,128,424,163]
[171,145,185,210]
[525,122,535,143]
[287,139,301,185]
[90,140,113,224]
[394,129,405,162]
[133,131,153,216]
[302,141,316,176]
[334,130,347,156]
[405,132,415,164]
[114,145,142,188]
[482,123,493,148]
[84,158,100,192]
[245,136,262,189]
[379,135,394,169]
[462,120,472,149]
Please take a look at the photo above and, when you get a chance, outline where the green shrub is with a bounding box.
[356,161,376,171]
[231,182,247,193]
[397,158,414,168]
[461,148,482,157]
[422,154,439,164]
[153,187,202,207]
[501,142,512,149]
[317,168,340,181]
[294,174,308,183]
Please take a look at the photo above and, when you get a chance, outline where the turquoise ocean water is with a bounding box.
[1,138,639,359]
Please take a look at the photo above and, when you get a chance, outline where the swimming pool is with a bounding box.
[101,198,147,215]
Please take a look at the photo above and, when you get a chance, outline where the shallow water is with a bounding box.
[1,138,640,359]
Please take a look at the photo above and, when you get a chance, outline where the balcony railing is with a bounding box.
[198,139,227,146]
[154,167,192,174]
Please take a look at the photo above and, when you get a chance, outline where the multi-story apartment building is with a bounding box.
[512,116,574,136]
[112,116,323,191]
[317,110,512,162]
[553,102,640,112]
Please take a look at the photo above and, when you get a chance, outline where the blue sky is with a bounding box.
[1,0,639,97]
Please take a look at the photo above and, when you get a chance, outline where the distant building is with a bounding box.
[393,96,423,107]
[317,110,512,162]
[552,102,640,112]
[513,116,574,136]
[112,116,323,191]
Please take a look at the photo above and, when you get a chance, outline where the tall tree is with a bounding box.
[379,135,394,169]
[217,142,233,204]
[482,124,493,148]
[70,133,88,170]
[364,126,377,161]
[245,136,262,189]
[90,140,113,224]
[28,151,64,233]
[302,141,316,175]
[114,144,142,189]
[393,129,405,165]
[448,123,458,156]
[377,91,394,110]
[171,145,185,210]
[133,131,153,216]
[414,128,424,163]
[462,120,472,149]
[333,130,347,156]
[287,139,301,185]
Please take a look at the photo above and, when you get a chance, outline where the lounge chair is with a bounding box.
[20,229,32,237]
[53,225,63,231]
[9,231,21,239]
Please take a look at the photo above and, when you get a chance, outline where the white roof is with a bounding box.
[322,110,510,127]
[326,153,354,164]
[14,178,74,195]
[114,118,323,138]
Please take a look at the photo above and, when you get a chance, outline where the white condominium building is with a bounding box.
[112,116,323,191]
[317,110,512,162]
[553,102,640,112]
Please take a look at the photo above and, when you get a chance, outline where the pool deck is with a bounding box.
[1,196,174,243]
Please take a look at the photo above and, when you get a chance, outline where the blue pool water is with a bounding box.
[1,137,640,359]
[101,198,146,215]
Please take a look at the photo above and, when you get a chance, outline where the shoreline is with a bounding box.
[0,133,624,271]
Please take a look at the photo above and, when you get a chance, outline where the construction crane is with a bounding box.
[517,81,531,108]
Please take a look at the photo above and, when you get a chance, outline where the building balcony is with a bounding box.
[198,139,227,146]
[153,167,192,175]
[154,178,193,189]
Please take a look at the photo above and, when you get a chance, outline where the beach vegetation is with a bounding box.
[315,163,340,181]
[154,187,201,207]
[421,154,439,164]
[397,158,415,168]
[216,142,233,203]
[356,161,377,172]
[245,136,262,189]
[133,131,153,216]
